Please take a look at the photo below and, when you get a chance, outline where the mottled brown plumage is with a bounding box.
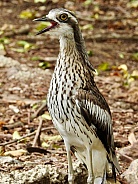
[34,8,120,184]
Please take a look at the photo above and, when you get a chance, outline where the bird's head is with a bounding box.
[34,8,95,72]
[34,8,78,38]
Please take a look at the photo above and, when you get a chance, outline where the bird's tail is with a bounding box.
[72,146,121,182]
[107,152,121,182]
[112,153,121,173]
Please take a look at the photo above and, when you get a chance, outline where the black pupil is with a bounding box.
[62,14,67,19]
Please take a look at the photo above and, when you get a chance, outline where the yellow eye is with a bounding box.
[59,13,68,21]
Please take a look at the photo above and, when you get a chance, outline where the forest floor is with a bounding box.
[0,0,138,183]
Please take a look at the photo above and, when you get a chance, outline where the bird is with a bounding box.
[34,8,120,184]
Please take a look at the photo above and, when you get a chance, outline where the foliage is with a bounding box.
[98,62,110,72]
[11,40,34,53]
[34,0,47,2]
[35,22,51,31]
[38,61,51,69]
[118,64,138,86]
[131,53,138,61]
[19,10,36,19]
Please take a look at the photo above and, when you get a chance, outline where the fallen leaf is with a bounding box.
[119,53,125,59]
[4,149,27,157]
[118,64,128,71]
[131,53,138,61]
[34,0,47,2]
[0,43,6,55]
[0,120,5,127]
[82,24,93,30]
[41,142,50,148]
[0,146,5,155]
[19,10,36,19]
[131,70,138,79]
[36,22,51,31]
[41,112,52,120]
[0,156,20,164]
[43,134,62,142]
[13,131,21,140]
[128,132,137,145]
[98,62,110,71]
[9,105,19,113]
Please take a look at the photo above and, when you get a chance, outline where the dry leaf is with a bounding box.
[41,142,50,148]
[43,135,62,142]
[118,64,128,71]
[0,120,5,127]
[4,149,27,157]
[9,105,19,113]
[0,156,19,164]
[41,112,52,120]
[128,132,137,145]
[13,131,21,140]
[0,146,5,156]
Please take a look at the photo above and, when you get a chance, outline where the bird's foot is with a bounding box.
[87,175,93,184]
[94,177,107,184]
[68,174,74,184]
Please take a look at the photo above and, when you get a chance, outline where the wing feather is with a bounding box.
[74,89,120,173]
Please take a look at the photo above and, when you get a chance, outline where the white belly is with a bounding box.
[52,114,104,151]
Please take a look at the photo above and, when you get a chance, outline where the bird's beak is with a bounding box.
[33,16,58,35]
[33,16,50,22]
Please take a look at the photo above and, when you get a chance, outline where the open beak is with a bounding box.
[33,16,58,35]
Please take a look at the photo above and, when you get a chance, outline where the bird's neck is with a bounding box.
[59,35,77,56]
[58,29,95,71]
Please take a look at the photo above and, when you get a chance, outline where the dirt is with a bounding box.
[0,0,138,184]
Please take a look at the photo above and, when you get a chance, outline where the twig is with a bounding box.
[27,146,50,155]
[0,127,55,146]
[2,121,24,130]
[32,117,43,147]
[0,134,12,139]
[0,168,8,172]
[31,102,47,120]
[28,109,31,124]
[116,150,133,162]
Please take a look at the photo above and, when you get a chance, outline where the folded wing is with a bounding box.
[74,88,120,175]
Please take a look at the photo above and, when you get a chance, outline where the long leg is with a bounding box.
[92,149,107,184]
[86,146,93,184]
[64,141,74,184]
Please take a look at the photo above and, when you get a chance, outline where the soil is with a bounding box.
[0,0,138,184]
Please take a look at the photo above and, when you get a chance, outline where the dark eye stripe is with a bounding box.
[64,9,76,18]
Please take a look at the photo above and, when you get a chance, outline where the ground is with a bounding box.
[0,0,138,184]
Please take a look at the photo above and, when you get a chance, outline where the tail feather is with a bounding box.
[107,152,121,182]
[111,152,121,173]
[111,162,116,182]
[73,146,121,182]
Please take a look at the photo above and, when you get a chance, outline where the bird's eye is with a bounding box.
[59,13,68,21]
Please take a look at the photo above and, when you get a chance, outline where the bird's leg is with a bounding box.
[86,146,93,184]
[94,169,107,184]
[92,149,107,184]
[102,170,107,184]
[64,142,74,184]
[67,150,74,184]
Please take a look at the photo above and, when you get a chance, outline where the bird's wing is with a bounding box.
[74,88,120,172]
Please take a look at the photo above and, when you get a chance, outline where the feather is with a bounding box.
[74,89,121,176]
